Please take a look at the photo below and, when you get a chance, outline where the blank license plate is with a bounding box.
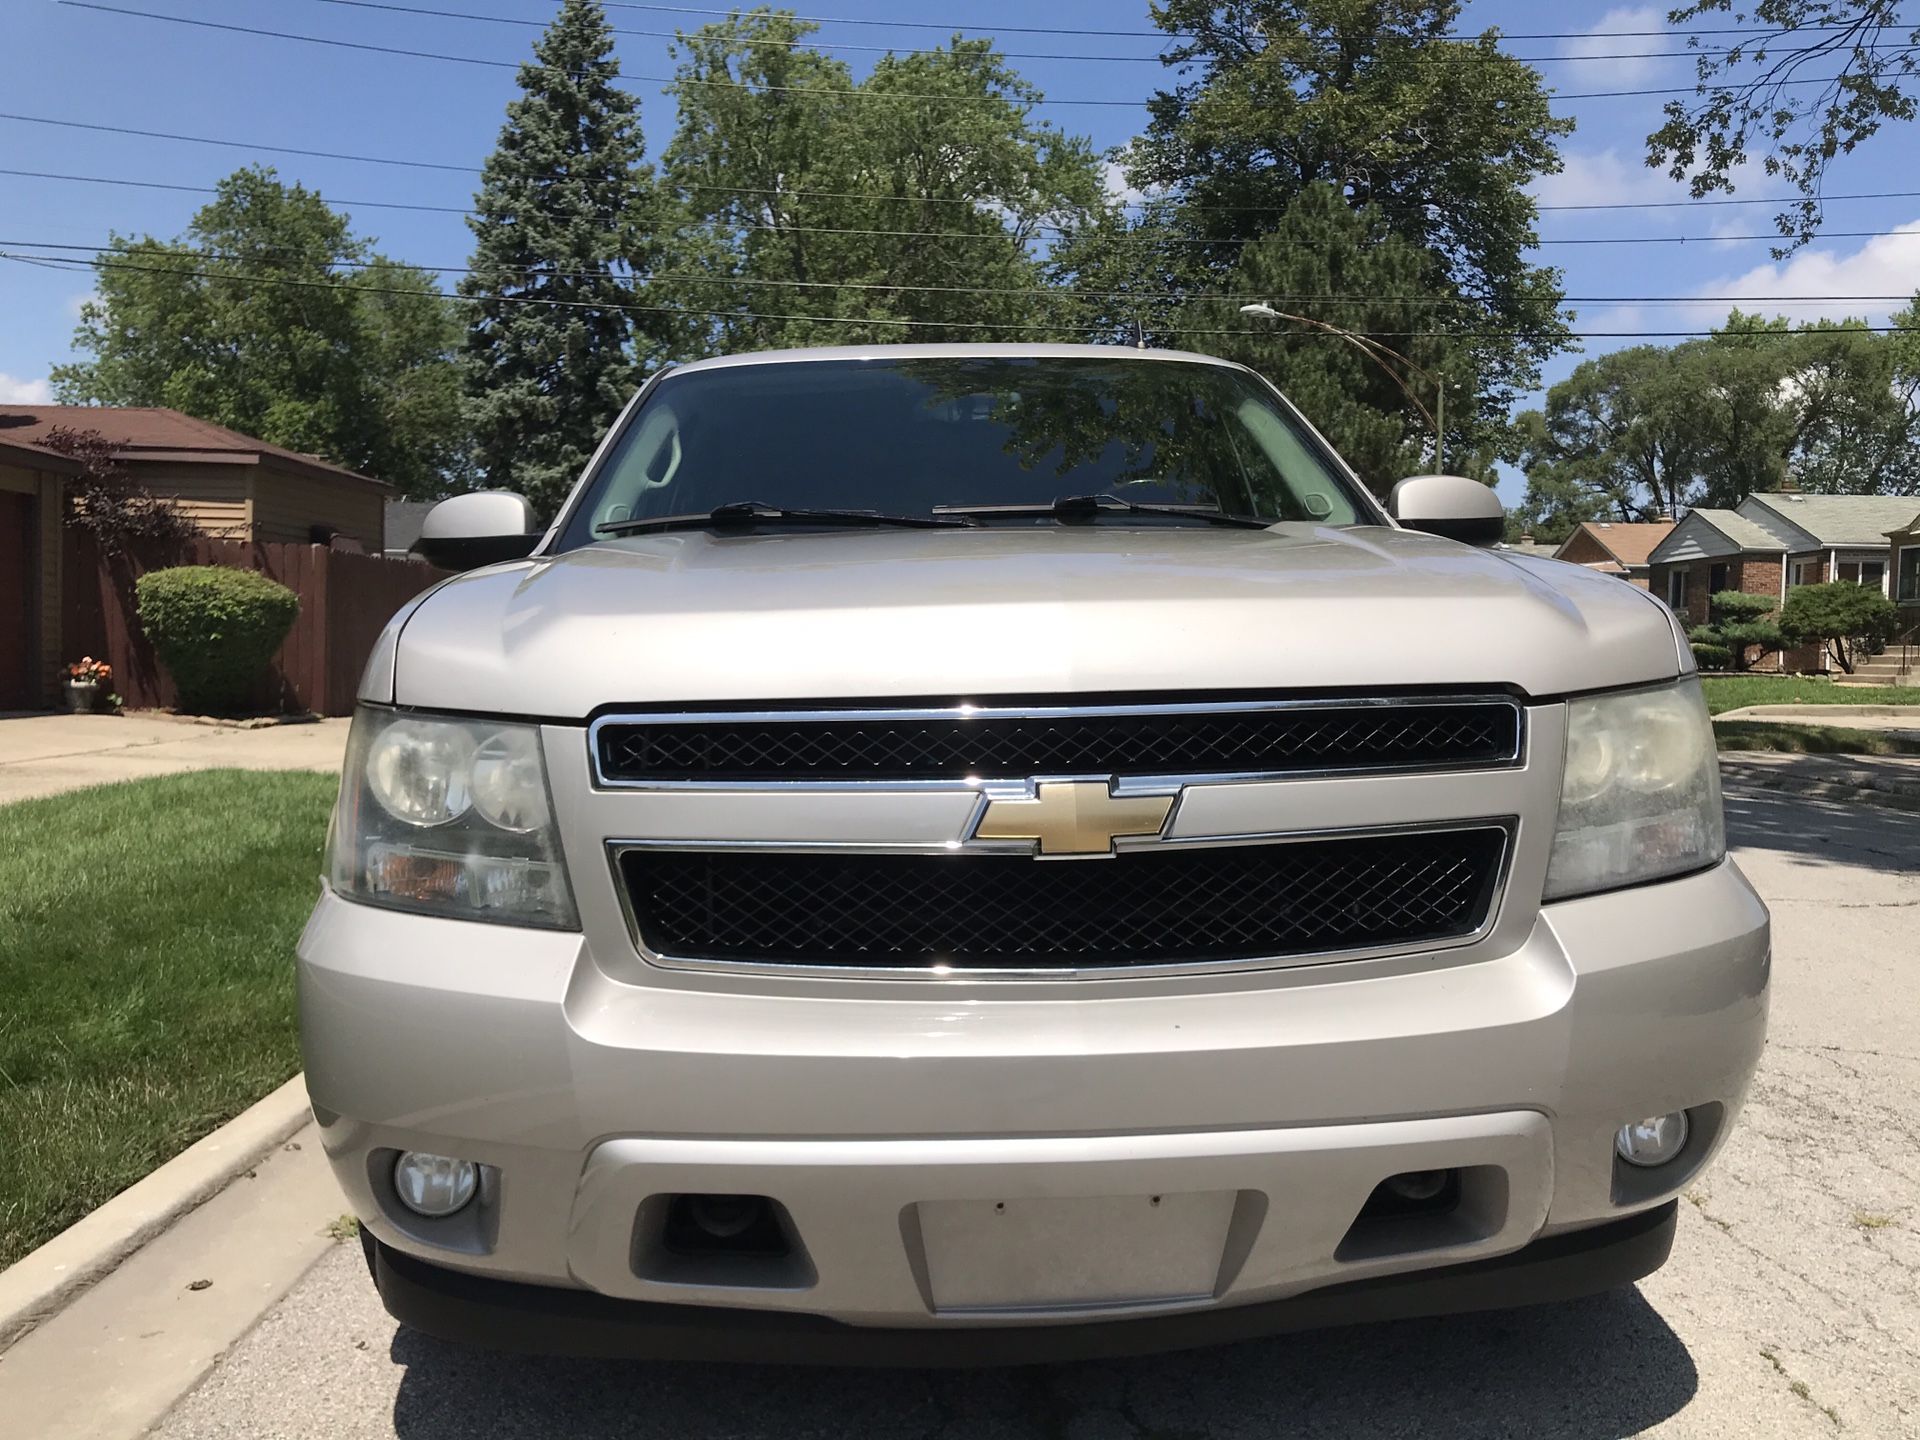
[917,1191,1236,1313]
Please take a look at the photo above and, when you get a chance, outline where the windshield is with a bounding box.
[556,356,1373,548]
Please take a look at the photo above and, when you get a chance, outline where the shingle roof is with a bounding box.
[0,406,389,490]
[1688,508,1789,552]
[1562,520,1674,567]
[1746,493,1920,546]
[0,433,83,473]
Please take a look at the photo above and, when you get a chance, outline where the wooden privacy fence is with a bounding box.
[63,533,451,715]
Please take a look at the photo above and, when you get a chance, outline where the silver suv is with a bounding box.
[303,345,1768,1363]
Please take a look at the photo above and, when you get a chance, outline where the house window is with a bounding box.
[1708,562,1730,594]
[1861,560,1886,593]
[1899,546,1920,603]
[1790,557,1820,587]
[1667,569,1688,610]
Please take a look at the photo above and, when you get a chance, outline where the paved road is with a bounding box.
[153,786,1920,1439]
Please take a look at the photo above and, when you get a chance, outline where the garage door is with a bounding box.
[0,489,38,710]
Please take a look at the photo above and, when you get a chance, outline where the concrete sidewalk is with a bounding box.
[0,713,350,803]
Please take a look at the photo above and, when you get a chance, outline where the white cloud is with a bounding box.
[1533,146,1687,211]
[1701,221,1920,325]
[1100,159,1146,211]
[1559,5,1676,87]
[0,373,53,404]
[1574,219,1920,337]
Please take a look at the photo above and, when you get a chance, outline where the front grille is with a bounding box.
[618,827,1509,971]
[594,699,1522,784]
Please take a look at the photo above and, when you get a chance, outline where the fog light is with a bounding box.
[392,1151,478,1217]
[1615,1112,1689,1168]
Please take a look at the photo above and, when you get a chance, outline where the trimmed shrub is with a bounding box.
[135,566,300,713]
[1781,581,1899,674]
[1698,591,1785,672]
[1690,642,1734,672]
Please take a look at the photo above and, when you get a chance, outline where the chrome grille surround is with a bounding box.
[588,695,1525,790]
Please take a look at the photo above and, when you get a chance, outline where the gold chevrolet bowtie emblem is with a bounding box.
[973,781,1175,857]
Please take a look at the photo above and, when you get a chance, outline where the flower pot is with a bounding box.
[64,680,99,714]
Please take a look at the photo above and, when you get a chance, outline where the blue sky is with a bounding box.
[6,0,1920,505]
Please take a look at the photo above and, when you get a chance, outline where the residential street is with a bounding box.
[147,781,1920,1440]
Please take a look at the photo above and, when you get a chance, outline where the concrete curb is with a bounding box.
[1718,704,1920,720]
[0,1074,312,1351]
[1720,761,1920,814]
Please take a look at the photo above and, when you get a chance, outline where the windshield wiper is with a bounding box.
[597,501,976,536]
[935,493,1275,530]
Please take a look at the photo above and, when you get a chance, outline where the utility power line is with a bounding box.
[55,3,1902,106]
[18,155,1920,220]
[14,137,1920,222]
[287,0,1915,68]
[10,244,1917,337]
[9,231,1915,307]
[567,2,1918,44]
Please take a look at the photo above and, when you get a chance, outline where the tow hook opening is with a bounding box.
[1336,1165,1508,1263]
[634,1193,818,1291]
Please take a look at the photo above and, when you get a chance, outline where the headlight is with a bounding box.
[1544,678,1724,901]
[328,708,578,929]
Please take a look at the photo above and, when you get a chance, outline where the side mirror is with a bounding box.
[412,491,541,570]
[1389,474,1505,547]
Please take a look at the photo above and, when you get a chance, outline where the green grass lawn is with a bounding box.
[1701,674,1920,714]
[0,770,335,1269]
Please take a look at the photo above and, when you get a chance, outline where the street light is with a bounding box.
[1239,303,1447,473]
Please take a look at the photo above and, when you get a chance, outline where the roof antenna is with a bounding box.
[1129,316,1148,350]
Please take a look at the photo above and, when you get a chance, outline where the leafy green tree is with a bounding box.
[651,12,1104,352]
[53,168,467,497]
[1511,346,1705,534]
[462,0,652,516]
[1781,580,1900,672]
[1513,310,1920,530]
[1648,1,1920,252]
[1093,0,1572,454]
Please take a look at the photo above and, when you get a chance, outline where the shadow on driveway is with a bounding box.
[387,1288,1694,1439]
[1724,782,1920,877]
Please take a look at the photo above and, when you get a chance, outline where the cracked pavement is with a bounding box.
[152,785,1920,1439]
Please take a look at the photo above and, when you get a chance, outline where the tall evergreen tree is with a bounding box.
[462,0,650,516]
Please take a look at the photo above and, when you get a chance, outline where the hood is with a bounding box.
[374,525,1687,717]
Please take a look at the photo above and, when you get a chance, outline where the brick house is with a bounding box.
[1550,520,1675,589]
[1648,492,1920,673]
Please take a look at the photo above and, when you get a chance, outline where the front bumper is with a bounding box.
[365,1201,1679,1366]
[298,857,1768,1344]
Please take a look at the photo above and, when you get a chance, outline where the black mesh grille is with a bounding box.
[596,701,1521,783]
[619,828,1508,970]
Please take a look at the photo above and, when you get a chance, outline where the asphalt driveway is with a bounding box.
[142,785,1920,1438]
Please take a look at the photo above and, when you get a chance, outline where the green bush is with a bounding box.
[135,566,300,713]
[1690,642,1734,672]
